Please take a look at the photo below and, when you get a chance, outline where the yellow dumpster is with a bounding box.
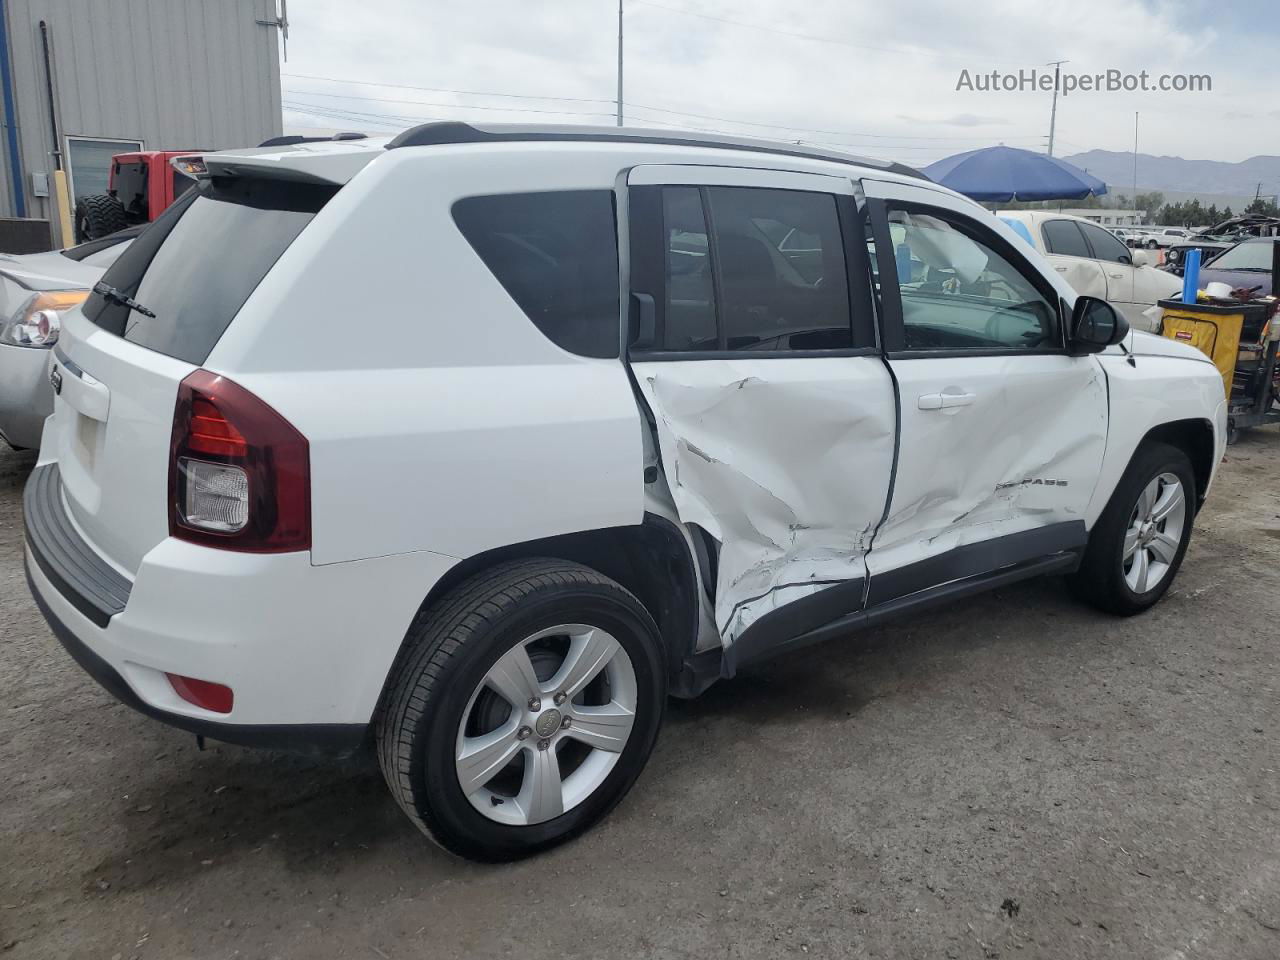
[1157,300,1246,395]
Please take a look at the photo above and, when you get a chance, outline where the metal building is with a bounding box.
[0,0,283,248]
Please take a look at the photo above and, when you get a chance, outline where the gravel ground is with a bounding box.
[2,431,1279,960]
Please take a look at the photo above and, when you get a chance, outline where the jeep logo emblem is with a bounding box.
[48,365,62,395]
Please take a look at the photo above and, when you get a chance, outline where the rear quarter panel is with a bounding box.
[205,146,647,565]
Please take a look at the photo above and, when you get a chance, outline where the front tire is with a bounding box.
[377,559,666,862]
[1069,442,1195,616]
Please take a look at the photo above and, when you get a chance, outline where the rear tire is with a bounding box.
[1069,442,1195,616]
[376,559,666,862]
[73,194,128,242]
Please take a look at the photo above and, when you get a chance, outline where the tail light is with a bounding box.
[169,370,310,552]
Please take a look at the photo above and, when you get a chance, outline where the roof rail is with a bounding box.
[257,132,368,148]
[385,122,927,180]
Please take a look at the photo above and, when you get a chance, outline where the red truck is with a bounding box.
[73,150,205,242]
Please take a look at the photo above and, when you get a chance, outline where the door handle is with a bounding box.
[1054,266,1069,272]
[918,392,976,410]
[1106,272,1125,279]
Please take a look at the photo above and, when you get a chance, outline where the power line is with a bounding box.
[285,91,618,120]
[281,99,965,159]
[282,71,616,105]
[284,86,1044,145]
[631,0,1033,68]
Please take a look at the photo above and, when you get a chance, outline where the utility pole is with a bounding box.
[1046,59,1067,156]
[616,0,624,126]
[1132,112,1140,223]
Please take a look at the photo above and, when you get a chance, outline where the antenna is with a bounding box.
[616,0,624,126]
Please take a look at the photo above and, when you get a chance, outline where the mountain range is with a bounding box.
[1062,150,1280,202]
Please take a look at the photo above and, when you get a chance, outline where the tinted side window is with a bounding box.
[706,187,852,351]
[1079,222,1131,264]
[659,186,717,351]
[886,207,1059,352]
[453,190,620,359]
[1041,219,1091,258]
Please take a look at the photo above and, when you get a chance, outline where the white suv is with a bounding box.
[23,124,1227,861]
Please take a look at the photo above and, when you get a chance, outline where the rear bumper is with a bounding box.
[24,558,367,756]
[23,463,459,755]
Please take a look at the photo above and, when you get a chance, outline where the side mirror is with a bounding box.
[1069,296,1129,354]
[1130,249,1150,268]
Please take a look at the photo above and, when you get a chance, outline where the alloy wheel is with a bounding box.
[454,623,638,826]
[1122,472,1186,593]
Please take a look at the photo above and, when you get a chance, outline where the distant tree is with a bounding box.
[1245,196,1280,217]
[1222,206,1234,219]
[1135,191,1165,222]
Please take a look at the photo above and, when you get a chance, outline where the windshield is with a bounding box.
[1207,241,1275,272]
[84,176,336,364]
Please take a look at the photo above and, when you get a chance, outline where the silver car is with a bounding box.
[0,228,139,448]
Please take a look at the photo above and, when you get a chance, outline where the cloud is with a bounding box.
[279,0,1278,165]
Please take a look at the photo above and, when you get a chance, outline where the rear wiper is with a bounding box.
[93,281,155,318]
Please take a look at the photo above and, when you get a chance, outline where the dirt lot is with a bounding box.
[2,432,1279,960]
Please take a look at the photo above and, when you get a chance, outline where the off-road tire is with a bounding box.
[73,194,128,242]
[1068,442,1195,616]
[376,559,666,862]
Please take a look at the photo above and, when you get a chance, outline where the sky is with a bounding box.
[278,0,1280,170]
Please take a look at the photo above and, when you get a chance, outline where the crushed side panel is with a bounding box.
[631,357,895,644]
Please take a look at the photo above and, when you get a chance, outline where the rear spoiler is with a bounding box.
[202,137,381,186]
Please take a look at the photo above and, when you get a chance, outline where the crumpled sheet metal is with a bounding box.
[867,364,1107,576]
[634,359,895,643]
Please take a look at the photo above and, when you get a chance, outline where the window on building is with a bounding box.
[66,137,143,202]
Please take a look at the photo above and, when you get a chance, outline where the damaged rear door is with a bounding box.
[623,165,895,664]
[860,179,1107,603]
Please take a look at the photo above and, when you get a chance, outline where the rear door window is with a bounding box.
[452,190,620,359]
[631,184,862,353]
[1041,219,1092,258]
[85,177,335,365]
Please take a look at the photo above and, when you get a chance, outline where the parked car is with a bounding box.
[1195,237,1276,297]
[998,210,1181,330]
[24,125,1227,862]
[1164,217,1280,276]
[1131,227,1190,249]
[0,227,140,448]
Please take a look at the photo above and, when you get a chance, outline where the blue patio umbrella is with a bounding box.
[923,146,1108,202]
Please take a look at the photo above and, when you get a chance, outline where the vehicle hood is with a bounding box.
[1128,329,1215,363]
[1196,266,1272,298]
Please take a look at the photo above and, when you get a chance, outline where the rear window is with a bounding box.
[452,190,620,359]
[85,177,335,365]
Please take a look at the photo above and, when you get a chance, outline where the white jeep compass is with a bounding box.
[23,124,1227,861]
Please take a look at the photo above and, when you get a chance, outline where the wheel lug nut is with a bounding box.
[561,716,572,729]
[553,691,567,706]
[537,738,551,751]
[528,697,541,712]
[517,726,532,741]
